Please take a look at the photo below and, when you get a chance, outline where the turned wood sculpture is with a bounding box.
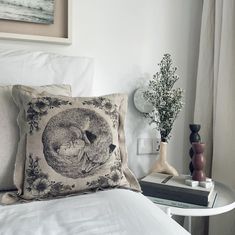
[191,142,206,181]
[189,124,201,175]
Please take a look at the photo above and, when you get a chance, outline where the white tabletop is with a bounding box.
[156,181,235,217]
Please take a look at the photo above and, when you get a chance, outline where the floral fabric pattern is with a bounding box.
[27,97,72,134]
[86,150,123,189]
[26,154,74,198]
[82,97,119,128]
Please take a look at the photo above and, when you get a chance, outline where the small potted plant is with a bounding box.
[143,54,184,176]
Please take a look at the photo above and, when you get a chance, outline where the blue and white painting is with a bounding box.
[0,0,55,24]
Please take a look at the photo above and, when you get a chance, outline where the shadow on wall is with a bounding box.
[120,72,159,179]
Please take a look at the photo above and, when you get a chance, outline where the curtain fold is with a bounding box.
[194,0,235,234]
[194,0,215,177]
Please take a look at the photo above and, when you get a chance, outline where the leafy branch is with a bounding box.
[143,54,184,142]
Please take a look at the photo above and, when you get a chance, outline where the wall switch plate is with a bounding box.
[137,138,160,155]
[153,139,160,152]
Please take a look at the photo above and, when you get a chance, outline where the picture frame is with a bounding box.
[0,0,72,44]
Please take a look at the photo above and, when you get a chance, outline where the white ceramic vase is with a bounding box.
[151,141,179,176]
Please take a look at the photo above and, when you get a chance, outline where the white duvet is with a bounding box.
[0,189,189,235]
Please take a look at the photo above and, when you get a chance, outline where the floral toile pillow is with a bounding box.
[9,85,140,201]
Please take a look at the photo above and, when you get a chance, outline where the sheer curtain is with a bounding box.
[194,0,235,234]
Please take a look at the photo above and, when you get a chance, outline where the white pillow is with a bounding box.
[0,49,94,96]
[0,85,72,191]
[0,50,94,190]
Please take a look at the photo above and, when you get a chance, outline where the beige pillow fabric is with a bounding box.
[0,85,71,191]
[11,85,140,201]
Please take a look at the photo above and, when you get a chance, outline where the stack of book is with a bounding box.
[139,173,217,208]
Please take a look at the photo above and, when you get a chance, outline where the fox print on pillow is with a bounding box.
[11,85,140,201]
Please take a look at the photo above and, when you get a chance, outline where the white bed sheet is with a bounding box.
[0,189,189,235]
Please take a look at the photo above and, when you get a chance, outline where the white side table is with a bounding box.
[150,181,235,233]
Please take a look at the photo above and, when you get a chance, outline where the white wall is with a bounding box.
[0,0,203,178]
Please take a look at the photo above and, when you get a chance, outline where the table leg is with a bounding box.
[184,216,192,233]
[166,207,172,217]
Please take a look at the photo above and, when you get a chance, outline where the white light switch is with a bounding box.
[137,138,160,155]
[153,138,160,152]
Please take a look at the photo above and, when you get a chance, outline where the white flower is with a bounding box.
[32,98,50,113]
[108,170,122,186]
[31,178,51,197]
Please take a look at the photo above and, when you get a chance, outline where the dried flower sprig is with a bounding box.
[143,54,184,142]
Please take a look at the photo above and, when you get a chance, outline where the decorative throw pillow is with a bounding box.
[11,85,140,201]
[0,85,71,191]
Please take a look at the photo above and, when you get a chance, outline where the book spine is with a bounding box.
[148,196,210,208]
[140,181,209,206]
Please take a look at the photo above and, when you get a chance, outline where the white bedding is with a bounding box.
[0,189,189,235]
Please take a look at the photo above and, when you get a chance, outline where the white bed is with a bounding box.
[0,50,189,235]
[0,189,189,235]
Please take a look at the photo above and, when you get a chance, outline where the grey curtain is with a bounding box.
[194,0,235,234]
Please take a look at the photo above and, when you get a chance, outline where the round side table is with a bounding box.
[152,181,235,232]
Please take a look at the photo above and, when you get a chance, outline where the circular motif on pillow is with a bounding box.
[42,108,114,178]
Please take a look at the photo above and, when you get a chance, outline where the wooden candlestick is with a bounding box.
[192,142,206,181]
[189,124,201,175]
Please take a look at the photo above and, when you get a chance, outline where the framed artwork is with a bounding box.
[0,0,72,44]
